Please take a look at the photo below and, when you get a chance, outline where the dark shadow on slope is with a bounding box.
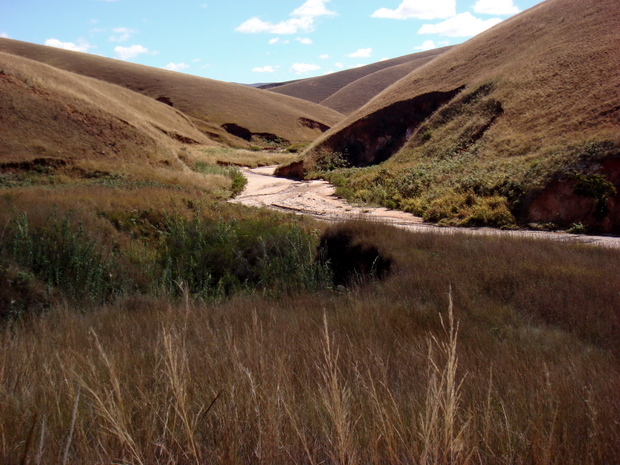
[319,87,464,167]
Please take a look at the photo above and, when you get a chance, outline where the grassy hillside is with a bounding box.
[295,0,620,233]
[0,52,233,187]
[0,38,343,147]
[263,47,451,112]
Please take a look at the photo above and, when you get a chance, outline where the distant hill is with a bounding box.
[262,47,451,114]
[294,0,620,233]
[0,51,216,175]
[0,38,343,147]
[320,54,445,115]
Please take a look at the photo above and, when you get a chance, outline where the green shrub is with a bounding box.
[3,214,123,304]
[423,192,516,227]
[159,217,331,298]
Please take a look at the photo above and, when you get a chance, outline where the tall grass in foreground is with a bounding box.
[1,197,619,463]
[1,285,619,464]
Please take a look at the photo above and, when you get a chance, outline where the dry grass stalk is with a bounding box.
[419,288,472,465]
[320,312,356,465]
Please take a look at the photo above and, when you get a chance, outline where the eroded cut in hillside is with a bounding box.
[221,123,290,146]
[317,87,464,167]
[298,117,330,132]
[527,154,620,234]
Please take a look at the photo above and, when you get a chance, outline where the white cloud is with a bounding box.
[415,39,450,50]
[164,62,189,71]
[418,12,502,37]
[109,27,137,42]
[44,38,92,53]
[193,58,202,62]
[415,40,437,50]
[237,17,311,34]
[252,65,279,73]
[372,0,455,20]
[347,48,372,58]
[0,32,9,38]
[296,37,313,44]
[290,63,320,74]
[114,44,149,60]
[236,0,335,35]
[291,0,335,18]
[320,54,329,59]
[473,0,520,15]
[269,37,280,44]
[335,62,344,68]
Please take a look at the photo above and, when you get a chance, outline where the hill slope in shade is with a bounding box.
[296,0,620,233]
[0,38,343,147]
[0,52,218,176]
[262,47,451,113]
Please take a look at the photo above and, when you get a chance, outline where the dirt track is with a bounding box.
[230,166,620,249]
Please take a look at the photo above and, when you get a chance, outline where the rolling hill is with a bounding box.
[0,51,216,172]
[0,38,343,149]
[262,47,451,114]
[293,0,620,233]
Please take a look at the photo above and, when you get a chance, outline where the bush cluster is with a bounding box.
[0,211,332,317]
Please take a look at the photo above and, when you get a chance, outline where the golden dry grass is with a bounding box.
[1,224,620,463]
[0,51,223,184]
[1,168,620,463]
[0,38,344,146]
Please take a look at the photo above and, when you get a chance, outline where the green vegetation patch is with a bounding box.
[0,209,332,316]
[192,161,247,196]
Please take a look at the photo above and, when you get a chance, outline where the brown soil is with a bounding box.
[231,167,620,249]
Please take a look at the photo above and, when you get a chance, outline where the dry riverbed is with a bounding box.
[231,166,620,249]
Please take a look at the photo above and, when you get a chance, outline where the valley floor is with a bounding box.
[232,166,620,249]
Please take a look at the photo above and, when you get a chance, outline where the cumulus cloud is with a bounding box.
[292,0,335,18]
[335,62,344,68]
[236,0,335,35]
[45,38,92,53]
[164,62,189,71]
[372,0,455,20]
[418,12,502,37]
[347,48,372,58]
[415,40,437,50]
[296,37,313,44]
[290,63,320,74]
[114,44,149,60]
[252,65,279,73]
[473,0,520,15]
[109,27,137,42]
[0,32,9,38]
[320,54,329,59]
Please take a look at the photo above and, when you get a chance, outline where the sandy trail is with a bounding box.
[230,166,620,249]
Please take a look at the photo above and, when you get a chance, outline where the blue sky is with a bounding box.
[0,0,543,84]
